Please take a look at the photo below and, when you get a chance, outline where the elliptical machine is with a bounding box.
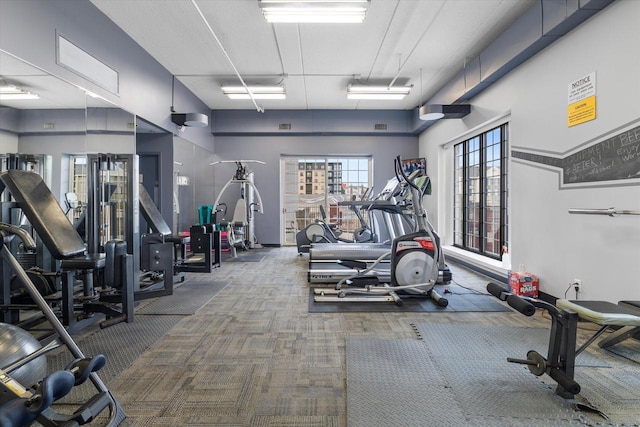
[296,192,377,254]
[314,156,448,307]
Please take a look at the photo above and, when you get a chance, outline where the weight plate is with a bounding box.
[526,350,547,376]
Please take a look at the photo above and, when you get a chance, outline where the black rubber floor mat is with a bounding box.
[225,254,265,262]
[137,280,230,315]
[309,284,511,313]
[47,314,183,404]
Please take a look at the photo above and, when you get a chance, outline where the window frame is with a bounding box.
[453,123,509,259]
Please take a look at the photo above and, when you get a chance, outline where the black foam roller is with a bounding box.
[549,368,581,395]
[507,294,536,316]
[487,282,507,299]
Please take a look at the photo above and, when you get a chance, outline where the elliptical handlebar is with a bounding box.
[394,156,429,233]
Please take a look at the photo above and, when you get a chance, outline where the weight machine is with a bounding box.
[212,160,264,252]
[85,154,177,301]
[0,168,134,331]
[486,205,640,399]
[139,183,220,275]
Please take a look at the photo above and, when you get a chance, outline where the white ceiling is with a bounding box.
[89,0,537,112]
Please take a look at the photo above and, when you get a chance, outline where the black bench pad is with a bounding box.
[0,170,85,259]
[60,254,106,270]
[139,183,172,236]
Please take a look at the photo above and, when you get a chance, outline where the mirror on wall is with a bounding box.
[172,136,215,233]
[1,49,214,239]
[1,49,88,201]
[1,49,136,243]
[1,49,136,184]
[87,99,136,154]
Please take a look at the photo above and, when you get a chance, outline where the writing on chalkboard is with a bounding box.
[512,124,640,186]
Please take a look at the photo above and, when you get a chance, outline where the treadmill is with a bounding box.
[308,172,451,284]
[307,176,408,264]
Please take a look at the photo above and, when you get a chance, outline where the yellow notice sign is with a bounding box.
[568,95,596,127]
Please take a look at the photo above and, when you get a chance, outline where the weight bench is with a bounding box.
[0,169,133,329]
[556,299,640,350]
[596,300,640,349]
[488,282,640,399]
[139,183,219,274]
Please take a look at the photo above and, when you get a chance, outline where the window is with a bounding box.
[453,124,508,259]
[287,156,372,242]
[68,155,87,224]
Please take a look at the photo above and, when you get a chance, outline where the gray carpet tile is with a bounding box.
[604,335,640,364]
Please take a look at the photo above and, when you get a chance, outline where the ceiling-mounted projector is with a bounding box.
[171,112,209,127]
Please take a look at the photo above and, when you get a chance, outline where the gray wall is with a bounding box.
[16,108,135,201]
[213,135,418,245]
[0,129,19,153]
[420,0,640,302]
[212,110,414,135]
[137,132,174,229]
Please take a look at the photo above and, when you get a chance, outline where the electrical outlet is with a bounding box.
[573,279,582,292]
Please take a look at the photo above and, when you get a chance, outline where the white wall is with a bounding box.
[420,0,640,302]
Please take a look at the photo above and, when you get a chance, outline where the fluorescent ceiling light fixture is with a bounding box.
[0,81,39,100]
[0,82,20,93]
[0,92,40,100]
[222,85,286,100]
[419,104,471,121]
[259,0,368,23]
[85,91,102,99]
[347,85,411,100]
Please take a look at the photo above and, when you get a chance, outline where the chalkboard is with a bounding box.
[512,124,640,185]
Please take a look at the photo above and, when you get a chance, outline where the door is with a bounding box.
[281,157,300,245]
